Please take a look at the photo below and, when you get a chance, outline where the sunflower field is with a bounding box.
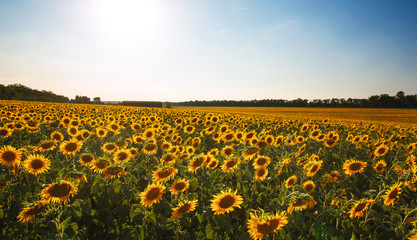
[1,100,417,240]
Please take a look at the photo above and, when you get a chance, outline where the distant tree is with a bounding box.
[93,97,103,104]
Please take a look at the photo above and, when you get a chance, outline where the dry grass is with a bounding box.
[175,107,417,127]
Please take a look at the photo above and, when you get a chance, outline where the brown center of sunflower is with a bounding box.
[349,163,362,171]
[31,159,45,169]
[117,152,128,161]
[146,188,161,200]
[48,183,72,197]
[65,142,78,152]
[224,134,233,140]
[226,160,237,168]
[69,128,77,135]
[378,147,387,154]
[146,131,153,138]
[145,144,156,151]
[99,130,105,135]
[186,127,192,132]
[52,134,62,141]
[388,188,398,199]
[41,141,54,149]
[287,179,295,186]
[224,149,233,156]
[111,125,118,130]
[354,202,367,212]
[2,151,16,162]
[218,195,235,208]
[209,161,217,168]
[0,129,8,136]
[304,184,313,192]
[310,165,319,173]
[376,165,383,171]
[257,168,265,176]
[177,203,191,214]
[257,219,280,234]
[256,158,267,166]
[95,160,109,169]
[81,155,93,163]
[174,182,186,191]
[25,204,44,215]
[192,157,204,168]
[158,169,173,178]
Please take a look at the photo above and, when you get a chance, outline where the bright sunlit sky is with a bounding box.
[1,0,416,102]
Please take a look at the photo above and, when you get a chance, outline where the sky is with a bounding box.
[0,0,416,102]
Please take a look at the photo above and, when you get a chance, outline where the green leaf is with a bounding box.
[205,223,214,239]
[58,216,72,231]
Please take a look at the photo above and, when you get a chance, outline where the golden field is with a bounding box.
[1,100,417,239]
[176,107,417,127]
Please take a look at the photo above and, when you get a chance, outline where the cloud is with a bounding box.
[274,19,299,29]
[218,28,231,33]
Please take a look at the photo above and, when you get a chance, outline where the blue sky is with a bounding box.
[0,0,416,101]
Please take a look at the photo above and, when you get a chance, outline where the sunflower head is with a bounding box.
[171,200,198,219]
[0,145,21,166]
[40,181,78,204]
[140,183,165,207]
[210,189,243,215]
[24,154,51,175]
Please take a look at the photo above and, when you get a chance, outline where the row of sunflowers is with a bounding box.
[0,100,417,239]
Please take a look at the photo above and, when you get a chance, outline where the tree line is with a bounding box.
[173,91,417,108]
[0,84,102,104]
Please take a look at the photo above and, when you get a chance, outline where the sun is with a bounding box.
[96,0,163,41]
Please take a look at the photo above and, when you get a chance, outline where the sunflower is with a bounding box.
[287,197,316,214]
[373,160,387,174]
[90,158,110,173]
[160,153,177,165]
[349,199,374,219]
[171,200,198,219]
[103,165,126,179]
[255,166,268,181]
[305,160,323,177]
[67,126,78,137]
[143,129,156,141]
[383,183,402,206]
[188,154,206,172]
[247,211,288,240]
[17,201,47,223]
[153,167,178,183]
[343,159,367,176]
[170,179,190,195]
[0,127,12,138]
[285,175,298,189]
[325,171,341,184]
[60,140,82,155]
[140,182,165,207]
[36,140,56,152]
[302,180,316,194]
[309,130,320,139]
[79,154,95,166]
[24,154,51,175]
[221,145,235,157]
[222,132,235,143]
[374,144,389,157]
[142,143,158,155]
[253,155,271,169]
[184,125,195,134]
[40,181,78,204]
[242,147,260,161]
[96,127,108,138]
[207,158,219,169]
[210,189,243,215]
[113,149,131,163]
[129,148,139,158]
[50,131,64,142]
[221,158,240,173]
[0,145,21,166]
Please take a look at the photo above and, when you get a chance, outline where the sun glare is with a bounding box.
[96,0,163,42]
